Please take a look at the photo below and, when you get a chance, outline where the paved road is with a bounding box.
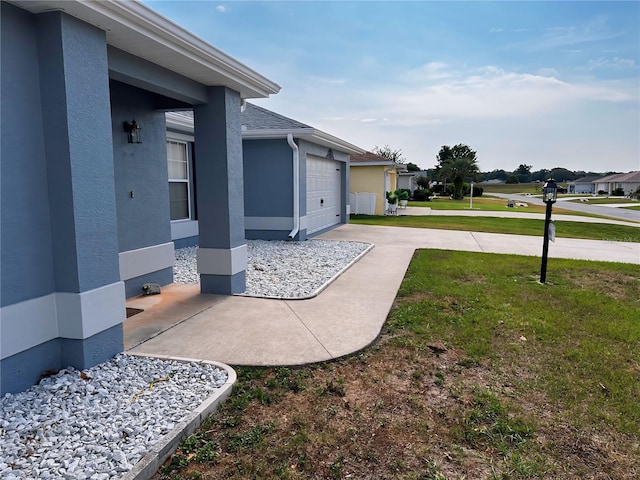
[400,207,640,228]
[488,193,640,223]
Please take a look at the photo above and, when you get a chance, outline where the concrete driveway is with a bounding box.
[126,224,639,367]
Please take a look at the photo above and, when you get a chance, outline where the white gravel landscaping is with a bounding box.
[0,355,228,479]
[1,239,372,479]
[174,239,373,298]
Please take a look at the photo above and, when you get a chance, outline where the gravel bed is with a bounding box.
[0,239,371,479]
[0,354,228,479]
[174,239,372,298]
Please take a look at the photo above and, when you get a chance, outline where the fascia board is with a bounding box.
[10,0,280,99]
[351,162,395,167]
[310,130,366,155]
[241,129,312,140]
[243,128,365,155]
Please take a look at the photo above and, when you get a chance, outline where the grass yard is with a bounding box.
[156,252,640,479]
[407,197,552,214]
[479,183,543,195]
[567,198,638,205]
[350,215,640,243]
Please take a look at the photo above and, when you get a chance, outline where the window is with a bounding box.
[167,140,190,220]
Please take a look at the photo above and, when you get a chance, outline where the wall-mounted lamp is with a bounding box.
[123,120,142,144]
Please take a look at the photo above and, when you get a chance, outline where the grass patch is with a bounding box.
[350,214,640,242]
[408,197,553,214]
[157,253,640,480]
[479,182,544,195]
[567,197,637,205]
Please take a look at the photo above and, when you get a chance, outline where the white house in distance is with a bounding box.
[592,171,640,196]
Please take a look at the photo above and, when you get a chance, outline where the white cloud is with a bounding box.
[489,28,504,33]
[215,5,227,13]
[252,61,639,171]
[588,56,636,69]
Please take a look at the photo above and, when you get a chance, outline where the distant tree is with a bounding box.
[406,162,421,172]
[550,167,578,182]
[531,169,550,182]
[416,176,430,190]
[506,175,519,184]
[515,164,532,183]
[485,169,508,181]
[434,144,479,199]
[373,145,405,164]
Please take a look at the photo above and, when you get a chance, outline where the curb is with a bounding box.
[122,353,237,480]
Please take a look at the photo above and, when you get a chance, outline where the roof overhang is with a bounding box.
[242,129,365,156]
[351,161,403,168]
[166,112,365,155]
[8,0,280,99]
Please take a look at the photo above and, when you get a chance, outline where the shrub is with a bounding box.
[413,189,429,201]
[612,187,625,196]
[598,190,606,195]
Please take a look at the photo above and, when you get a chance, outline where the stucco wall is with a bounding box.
[243,139,294,218]
[111,81,172,253]
[1,4,124,394]
[1,3,56,306]
[350,166,387,215]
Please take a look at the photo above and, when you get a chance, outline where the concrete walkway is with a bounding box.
[126,224,639,366]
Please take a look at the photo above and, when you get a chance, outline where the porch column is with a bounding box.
[193,87,247,294]
[37,12,124,367]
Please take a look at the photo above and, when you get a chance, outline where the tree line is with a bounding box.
[372,144,621,187]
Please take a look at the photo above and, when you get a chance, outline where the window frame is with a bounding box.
[167,138,192,222]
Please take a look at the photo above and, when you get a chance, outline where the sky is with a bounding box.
[144,0,640,173]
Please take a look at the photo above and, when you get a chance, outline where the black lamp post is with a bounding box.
[540,178,558,284]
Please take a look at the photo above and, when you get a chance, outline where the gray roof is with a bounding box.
[242,103,310,131]
[165,104,311,131]
[165,103,365,155]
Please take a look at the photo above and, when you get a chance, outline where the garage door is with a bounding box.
[306,155,342,235]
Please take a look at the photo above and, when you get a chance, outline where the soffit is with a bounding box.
[9,0,280,99]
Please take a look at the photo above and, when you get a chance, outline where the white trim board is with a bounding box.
[119,242,175,281]
[197,245,247,276]
[1,282,126,360]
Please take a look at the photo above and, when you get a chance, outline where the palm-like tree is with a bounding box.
[435,144,479,199]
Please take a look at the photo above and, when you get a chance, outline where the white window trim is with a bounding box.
[167,138,192,222]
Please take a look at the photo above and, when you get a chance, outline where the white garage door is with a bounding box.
[306,155,342,235]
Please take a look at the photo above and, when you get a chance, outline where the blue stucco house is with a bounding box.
[1,0,280,395]
[166,104,364,245]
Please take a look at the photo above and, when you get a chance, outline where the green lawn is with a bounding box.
[409,197,550,214]
[479,182,544,195]
[568,197,638,205]
[350,215,640,242]
[159,252,640,479]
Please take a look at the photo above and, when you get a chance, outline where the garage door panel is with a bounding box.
[306,156,341,234]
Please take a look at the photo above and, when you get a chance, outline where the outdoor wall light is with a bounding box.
[540,178,558,283]
[123,120,142,144]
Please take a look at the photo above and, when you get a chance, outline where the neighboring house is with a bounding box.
[397,170,430,192]
[567,176,600,194]
[1,0,279,395]
[593,171,640,196]
[350,152,405,215]
[166,104,364,243]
